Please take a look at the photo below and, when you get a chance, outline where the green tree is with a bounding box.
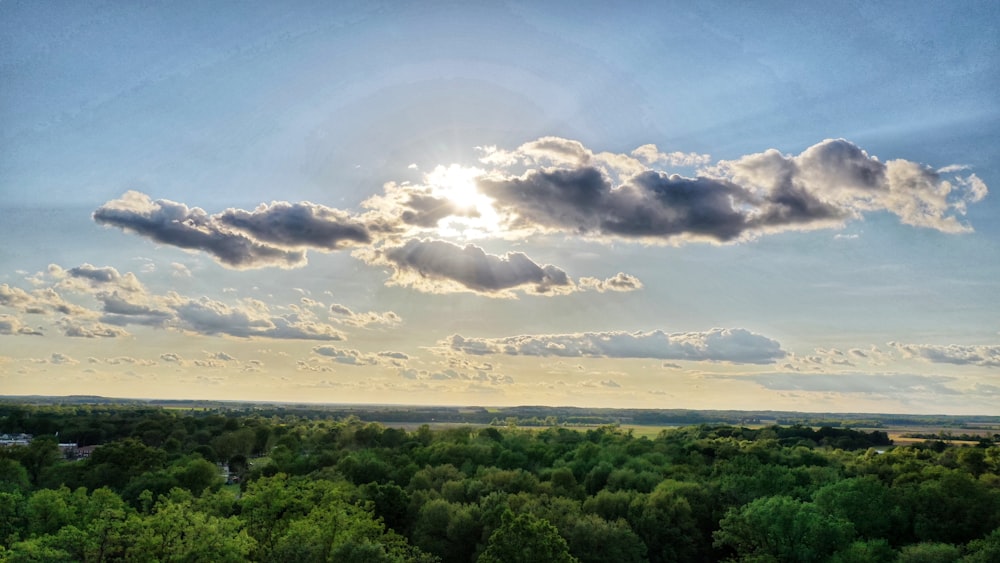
[411,498,483,563]
[120,470,179,508]
[477,511,577,563]
[713,495,855,562]
[828,539,897,563]
[270,497,432,563]
[0,491,26,548]
[0,460,29,493]
[582,489,637,522]
[77,487,134,563]
[905,470,1000,544]
[897,542,962,562]
[564,513,645,563]
[83,438,167,493]
[170,455,222,495]
[239,473,314,560]
[128,491,254,562]
[2,538,75,563]
[24,488,76,538]
[360,482,411,532]
[211,428,256,464]
[548,466,584,500]
[957,447,988,477]
[13,438,60,487]
[961,528,1000,563]
[627,480,714,562]
[812,476,900,542]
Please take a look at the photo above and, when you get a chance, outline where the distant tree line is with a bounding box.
[5,399,996,430]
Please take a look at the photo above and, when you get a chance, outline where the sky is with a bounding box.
[1,1,998,415]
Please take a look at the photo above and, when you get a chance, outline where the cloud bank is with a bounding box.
[475,137,986,242]
[719,372,961,396]
[91,138,987,301]
[443,328,786,364]
[893,342,1000,368]
[8,263,350,342]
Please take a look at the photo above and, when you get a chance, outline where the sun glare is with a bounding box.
[428,164,483,209]
[426,164,501,237]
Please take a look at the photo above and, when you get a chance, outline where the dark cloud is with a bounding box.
[216,201,371,249]
[475,137,985,241]
[329,304,354,316]
[67,264,121,284]
[444,327,785,364]
[363,238,573,297]
[93,191,306,269]
[479,167,611,234]
[478,159,841,243]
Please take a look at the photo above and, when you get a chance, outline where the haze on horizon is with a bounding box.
[1,1,998,415]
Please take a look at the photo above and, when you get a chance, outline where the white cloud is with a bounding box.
[0,314,43,336]
[171,263,192,278]
[444,327,786,364]
[60,319,130,338]
[173,296,346,341]
[49,353,79,365]
[397,367,512,385]
[328,304,402,328]
[578,272,643,293]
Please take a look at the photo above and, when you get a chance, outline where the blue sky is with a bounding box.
[1,1,998,414]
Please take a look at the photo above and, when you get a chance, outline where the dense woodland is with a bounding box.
[0,403,999,562]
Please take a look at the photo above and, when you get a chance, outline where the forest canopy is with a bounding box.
[0,402,998,562]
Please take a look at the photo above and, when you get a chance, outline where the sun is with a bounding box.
[426,164,501,236]
[427,164,485,210]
